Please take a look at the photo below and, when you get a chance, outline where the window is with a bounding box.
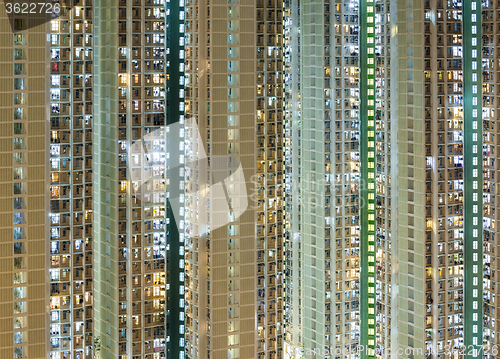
[14,228,25,240]
[14,108,25,120]
[228,335,239,346]
[14,346,26,359]
[14,257,26,269]
[14,287,26,299]
[228,61,238,72]
[51,76,60,87]
[228,74,239,85]
[14,49,25,61]
[14,242,25,254]
[13,197,25,208]
[13,166,25,181]
[228,34,239,44]
[14,212,25,225]
[14,78,24,90]
[13,19,25,31]
[13,138,25,150]
[228,129,239,140]
[228,225,238,236]
[14,183,26,195]
[14,34,25,45]
[14,332,26,345]
[228,115,239,126]
[228,348,240,359]
[228,20,239,31]
[228,321,239,332]
[13,153,26,165]
[228,307,239,318]
[228,102,238,113]
[228,47,238,58]
[14,64,25,75]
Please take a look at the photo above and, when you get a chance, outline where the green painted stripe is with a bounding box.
[463,0,483,356]
[360,0,376,357]
[166,0,185,357]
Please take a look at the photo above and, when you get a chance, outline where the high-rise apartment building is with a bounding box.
[3,0,500,358]
[389,0,427,355]
[93,0,169,358]
[283,0,500,358]
[424,0,488,356]
[182,0,284,359]
[48,1,94,358]
[0,9,50,359]
[284,0,427,357]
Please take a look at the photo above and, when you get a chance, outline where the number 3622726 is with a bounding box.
[6,2,61,14]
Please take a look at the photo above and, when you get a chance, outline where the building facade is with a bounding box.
[0,8,50,359]
[2,0,500,358]
[182,0,284,358]
[284,0,427,357]
[48,1,95,357]
[424,0,489,356]
[93,0,169,357]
